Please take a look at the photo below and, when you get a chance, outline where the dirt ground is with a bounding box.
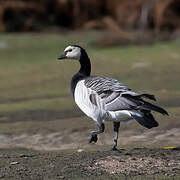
[0,126,180,151]
[0,101,179,180]
[0,147,179,180]
[0,109,180,180]
[0,115,180,180]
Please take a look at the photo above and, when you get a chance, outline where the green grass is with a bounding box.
[0,31,180,122]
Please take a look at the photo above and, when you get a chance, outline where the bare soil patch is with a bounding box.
[91,153,180,176]
[0,148,179,180]
[0,127,179,151]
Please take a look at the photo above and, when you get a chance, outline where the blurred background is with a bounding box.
[0,0,180,150]
[1,0,180,39]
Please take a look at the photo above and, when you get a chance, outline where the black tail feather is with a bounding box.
[122,93,168,115]
[141,100,168,115]
[122,93,156,101]
[131,112,159,129]
[140,94,156,101]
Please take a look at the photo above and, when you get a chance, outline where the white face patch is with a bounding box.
[64,46,81,60]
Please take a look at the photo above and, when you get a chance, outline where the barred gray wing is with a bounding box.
[84,76,130,93]
[84,76,157,112]
[84,76,137,111]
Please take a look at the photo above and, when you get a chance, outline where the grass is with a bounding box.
[0,31,180,117]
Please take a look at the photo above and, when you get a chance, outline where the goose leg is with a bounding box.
[89,123,105,143]
[112,122,120,151]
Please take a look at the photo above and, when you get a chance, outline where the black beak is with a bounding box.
[57,52,66,60]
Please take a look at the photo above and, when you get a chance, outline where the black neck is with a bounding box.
[79,49,91,76]
[70,50,91,96]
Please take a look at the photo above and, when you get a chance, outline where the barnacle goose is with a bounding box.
[58,45,168,151]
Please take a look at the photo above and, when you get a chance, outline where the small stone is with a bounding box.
[59,176,65,179]
[10,161,19,165]
[77,149,84,153]
[19,154,33,158]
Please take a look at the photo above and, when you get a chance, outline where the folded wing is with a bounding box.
[84,76,168,128]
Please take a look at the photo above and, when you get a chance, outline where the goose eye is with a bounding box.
[68,49,72,52]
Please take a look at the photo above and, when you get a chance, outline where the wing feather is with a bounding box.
[85,76,138,111]
[84,76,129,92]
[84,76,168,115]
[105,96,137,111]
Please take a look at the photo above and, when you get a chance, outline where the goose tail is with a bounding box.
[131,111,159,129]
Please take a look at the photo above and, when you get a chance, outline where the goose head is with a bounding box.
[58,45,91,76]
[58,45,82,61]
